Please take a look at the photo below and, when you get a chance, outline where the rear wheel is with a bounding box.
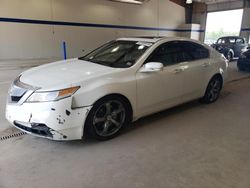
[201,76,222,104]
[84,96,131,140]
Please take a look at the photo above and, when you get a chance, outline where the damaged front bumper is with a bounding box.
[6,97,92,141]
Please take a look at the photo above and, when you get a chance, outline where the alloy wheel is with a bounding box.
[93,100,126,137]
[227,52,232,61]
[207,79,221,102]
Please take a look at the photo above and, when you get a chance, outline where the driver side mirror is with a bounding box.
[139,62,163,73]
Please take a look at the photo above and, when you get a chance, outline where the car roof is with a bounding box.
[116,36,199,43]
[117,36,163,43]
[218,36,243,39]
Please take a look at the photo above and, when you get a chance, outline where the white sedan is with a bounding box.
[6,37,228,141]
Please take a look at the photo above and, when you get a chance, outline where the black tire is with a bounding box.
[226,51,233,62]
[84,95,132,140]
[201,76,222,104]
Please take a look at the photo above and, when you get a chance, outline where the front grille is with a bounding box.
[14,121,53,138]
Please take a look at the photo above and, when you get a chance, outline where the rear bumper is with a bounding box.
[6,97,92,141]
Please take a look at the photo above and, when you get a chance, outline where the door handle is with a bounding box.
[173,68,184,74]
[173,65,188,74]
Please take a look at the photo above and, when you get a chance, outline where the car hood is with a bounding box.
[20,58,117,91]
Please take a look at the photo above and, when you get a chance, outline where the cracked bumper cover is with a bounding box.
[6,97,92,140]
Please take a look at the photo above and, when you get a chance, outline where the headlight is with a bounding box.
[26,86,80,102]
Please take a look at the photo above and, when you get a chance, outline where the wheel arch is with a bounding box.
[95,93,133,117]
[229,49,234,57]
[203,73,224,97]
[200,73,224,103]
[208,73,223,89]
[223,48,234,58]
[86,93,133,120]
[83,93,134,138]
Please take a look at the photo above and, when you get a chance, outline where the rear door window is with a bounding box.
[229,38,236,44]
[146,41,209,66]
[179,41,210,60]
[236,38,244,44]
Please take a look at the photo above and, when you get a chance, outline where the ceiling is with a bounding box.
[196,0,242,4]
[109,0,243,5]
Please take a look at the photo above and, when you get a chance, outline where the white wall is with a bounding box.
[0,0,185,60]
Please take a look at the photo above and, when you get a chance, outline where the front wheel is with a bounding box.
[201,76,222,104]
[84,96,131,140]
[226,51,233,62]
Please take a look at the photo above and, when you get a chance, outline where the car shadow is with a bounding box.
[63,99,206,146]
[123,100,203,135]
[27,87,235,147]
[47,84,238,147]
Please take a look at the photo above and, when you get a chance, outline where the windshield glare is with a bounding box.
[79,40,151,68]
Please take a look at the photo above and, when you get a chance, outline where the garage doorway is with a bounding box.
[204,9,243,45]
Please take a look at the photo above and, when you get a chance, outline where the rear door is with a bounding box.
[177,41,211,102]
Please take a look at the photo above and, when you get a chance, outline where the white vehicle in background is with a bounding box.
[6,37,228,141]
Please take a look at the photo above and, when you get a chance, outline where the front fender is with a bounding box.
[222,47,234,57]
[70,71,137,118]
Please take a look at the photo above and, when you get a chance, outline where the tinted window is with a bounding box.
[217,38,233,44]
[236,38,244,44]
[146,42,193,66]
[146,41,209,66]
[217,38,225,44]
[229,38,236,44]
[218,38,238,44]
[180,41,209,60]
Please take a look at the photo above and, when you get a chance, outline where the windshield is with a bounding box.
[217,38,235,45]
[79,40,152,68]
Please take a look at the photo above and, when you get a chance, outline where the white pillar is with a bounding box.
[240,7,250,43]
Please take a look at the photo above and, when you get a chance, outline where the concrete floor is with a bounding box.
[0,61,250,188]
